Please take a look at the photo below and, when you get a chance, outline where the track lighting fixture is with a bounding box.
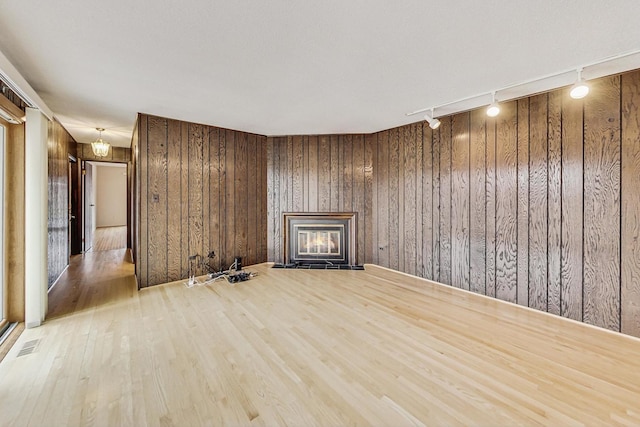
[424,109,441,130]
[486,92,500,117]
[406,49,640,122]
[570,68,589,99]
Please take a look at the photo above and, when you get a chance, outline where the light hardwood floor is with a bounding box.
[1,255,640,426]
[90,226,127,252]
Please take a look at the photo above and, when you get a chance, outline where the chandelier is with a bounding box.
[91,127,110,157]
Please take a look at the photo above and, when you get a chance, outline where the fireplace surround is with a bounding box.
[283,212,357,266]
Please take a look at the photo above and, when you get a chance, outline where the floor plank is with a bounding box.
[1,255,640,426]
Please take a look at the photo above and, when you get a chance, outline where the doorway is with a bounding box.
[83,161,127,252]
[82,161,94,252]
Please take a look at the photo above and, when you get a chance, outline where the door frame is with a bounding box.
[68,155,81,256]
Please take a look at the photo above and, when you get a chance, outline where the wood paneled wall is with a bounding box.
[47,120,77,288]
[4,120,25,321]
[135,114,268,287]
[267,70,640,338]
[266,135,372,264]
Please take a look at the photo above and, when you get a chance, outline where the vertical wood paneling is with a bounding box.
[584,76,621,331]
[166,119,182,281]
[415,124,425,278]
[266,137,277,261]
[421,124,433,280]
[260,135,268,263]
[470,109,486,294]
[547,91,563,315]
[147,116,168,285]
[485,118,497,298]
[451,113,470,290]
[302,136,309,212]
[202,124,211,269]
[334,136,341,213]
[388,129,400,271]
[277,137,287,261]
[529,94,549,311]
[287,136,294,212]
[439,117,452,285]
[189,124,204,272]
[495,101,518,303]
[178,123,189,279]
[353,135,366,265]
[330,135,340,212]
[377,131,390,268]
[246,133,257,263]
[432,125,441,281]
[584,76,620,330]
[209,127,221,273]
[561,89,584,322]
[138,115,148,286]
[292,136,304,211]
[403,125,417,275]
[517,99,530,307]
[214,126,225,266]
[235,131,247,262]
[308,136,318,211]
[397,127,406,272]
[364,133,376,264]
[318,135,331,211]
[342,135,353,213]
[621,70,640,336]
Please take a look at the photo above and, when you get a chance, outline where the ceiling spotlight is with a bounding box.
[486,92,500,117]
[424,109,441,129]
[570,68,589,99]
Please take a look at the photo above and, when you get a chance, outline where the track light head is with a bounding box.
[570,68,589,99]
[486,92,500,117]
[486,103,500,117]
[424,110,441,130]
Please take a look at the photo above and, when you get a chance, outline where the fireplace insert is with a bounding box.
[283,213,357,266]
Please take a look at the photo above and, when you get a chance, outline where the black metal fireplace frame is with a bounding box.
[283,212,357,266]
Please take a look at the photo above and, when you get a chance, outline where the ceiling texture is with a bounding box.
[1,0,640,147]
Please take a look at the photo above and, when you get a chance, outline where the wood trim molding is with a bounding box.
[0,94,25,124]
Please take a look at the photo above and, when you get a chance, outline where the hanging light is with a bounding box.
[424,108,441,130]
[486,92,500,117]
[91,127,110,157]
[570,68,589,99]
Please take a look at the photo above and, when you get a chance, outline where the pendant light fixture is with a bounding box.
[570,68,590,99]
[91,127,110,157]
[486,92,500,117]
[424,108,441,130]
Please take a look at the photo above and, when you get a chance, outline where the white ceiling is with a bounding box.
[1,1,640,147]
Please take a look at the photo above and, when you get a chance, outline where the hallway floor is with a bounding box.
[88,225,127,252]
